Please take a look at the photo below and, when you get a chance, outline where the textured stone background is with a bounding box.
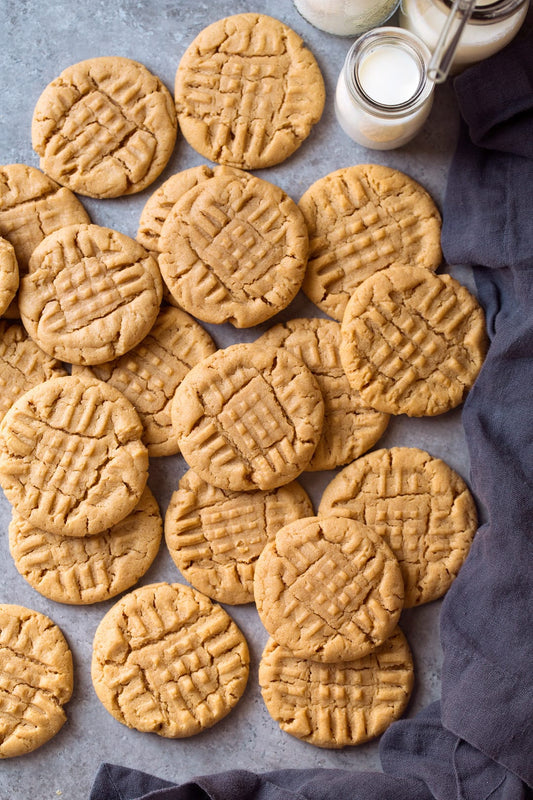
[0,2,473,798]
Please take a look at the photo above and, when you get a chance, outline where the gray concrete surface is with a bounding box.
[0,1,473,797]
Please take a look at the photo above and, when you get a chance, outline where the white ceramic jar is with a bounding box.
[335,27,434,150]
[399,0,529,72]
[293,0,400,35]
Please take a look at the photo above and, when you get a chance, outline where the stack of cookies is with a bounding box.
[0,10,489,755]
[297,163,488,418]
[0,375,161,601]
[250,443,479,749]
[0,373,161,757]
[255,514,413,749]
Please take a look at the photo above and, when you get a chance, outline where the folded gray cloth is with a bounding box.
[437,30,533,788]
[90,21,533,800]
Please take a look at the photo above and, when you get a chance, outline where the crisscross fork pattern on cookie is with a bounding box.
[92,585,248,736]
[260,630,413,747]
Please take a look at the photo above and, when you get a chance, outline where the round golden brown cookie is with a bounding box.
[165,470,314,604]
[19,223,162,366]
[256,318,389,471]
[0,321,66,423]
[171,343,324,492]
[340,265,488,417]
[32,57,177,199]
[318,447,478,607]
[254,515,404,662]
[137,165,241,254]
[259,628,414,748]
[91,582,249,737]
[0,237,18,316]
[72,306,216,456]
[137,166,241,311]
[9,487,162,605]
[174,13,325,169]
[0,164,90,275]
[159,167,308,328]
[0,604,73,758]
[299,165,442,321]
[0,375,148,537]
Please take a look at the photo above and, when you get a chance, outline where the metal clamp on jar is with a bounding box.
[399,0,529,73]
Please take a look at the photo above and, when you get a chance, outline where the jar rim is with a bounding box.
[436,0,527,22]
[344,27,434,116]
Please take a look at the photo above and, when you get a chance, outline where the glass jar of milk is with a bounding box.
[335,27,434,150]
[293,0,401,35]
[399,0,529,73]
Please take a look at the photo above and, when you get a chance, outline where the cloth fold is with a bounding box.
[438,26,533,788]
[90,23,533,800]
[453,37,533,160]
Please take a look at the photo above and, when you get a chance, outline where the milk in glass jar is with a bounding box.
[335,28,434,150]
[399,0,529,72]
[293,0,400,35]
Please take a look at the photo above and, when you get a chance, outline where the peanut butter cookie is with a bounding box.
[259,628,414,748]
[319,447,478,607]
[299,165,442,320]
[19,223,162,366]
[165,470,313,604]
[0,321,67,423]
[0,237,18,316]
[254,515,404,662]
[171,343,324,492]
[340,265,488,416]
[0,604,73,758]
[9,487,162,605]
[91,582,249,737]
[32,57,177,198]
[0,164,90,274]
[256,318,389,471]
[174,13,325,169]
[73,306,216,456]
[137,165,240,254]
[159,167,308,328]
[137,166,242,310]
[0,375,148,537]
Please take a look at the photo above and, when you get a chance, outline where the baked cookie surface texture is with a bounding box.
[165,470,314,604]
[9,487,162,605]
[319,447,478,607]
[0,375,148,537]
[0,164,90,274]
[0,604,73,758]
[137,165,241,254]
[0,237,18,316]
[259,628,414,748]
[32,57,177,198]
[256,318,389,471]
[91,582,249,737]
[159,167,308,327]
[174,13,325,169]
[299,165,442,321]
[254,515,404,662]
[74,306,216,456]
[340,265,488,416]
[19,223,162,366]
[0,321,66,423]
[171,343,324,492]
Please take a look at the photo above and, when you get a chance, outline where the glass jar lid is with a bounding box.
[345,27,434,116]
